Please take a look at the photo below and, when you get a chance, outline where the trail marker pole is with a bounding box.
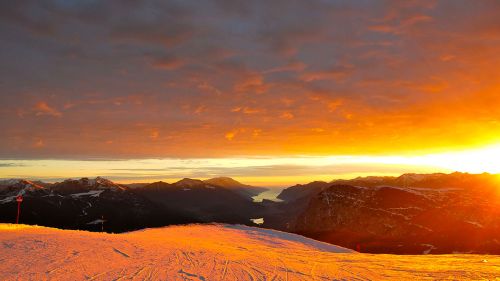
[15,195,23,224]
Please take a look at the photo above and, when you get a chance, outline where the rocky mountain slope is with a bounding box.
[204,176,268,197]
[268,172,500,254]
[2,173,500,254]
[0,177,264,232]
[134,178,263,223]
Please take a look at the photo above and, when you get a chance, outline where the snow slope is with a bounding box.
[0,224,498,280]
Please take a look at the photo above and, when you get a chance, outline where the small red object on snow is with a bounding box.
[16,195,23,224]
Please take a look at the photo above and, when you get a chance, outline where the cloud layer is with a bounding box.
[1,0,500,159]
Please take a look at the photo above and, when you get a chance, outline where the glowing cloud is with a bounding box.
[0,0,499,184]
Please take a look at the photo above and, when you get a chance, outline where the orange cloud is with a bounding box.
[327,100,343,112]
[369,12,433,35]
[280,112,294,120]
[252,129,262,137]
[263,61,306,74]
[231,106,262,114]
[34,102,62,117]
[33,138,44,148]
[225,131,236,141]
[234,74,269,94]
[2,1,500,161]
[150,129,160,141]
[152,56,185,70]
[299,65,353,82]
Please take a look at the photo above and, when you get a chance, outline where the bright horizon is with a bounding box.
[2,143,500,187]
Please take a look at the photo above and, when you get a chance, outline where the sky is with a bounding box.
[1,0,500,186]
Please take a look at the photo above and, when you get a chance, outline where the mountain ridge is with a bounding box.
[1,172,499,254]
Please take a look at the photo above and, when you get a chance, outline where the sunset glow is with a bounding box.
[1,1,500,185]
[2,2,500,278]
[1,143,499,186]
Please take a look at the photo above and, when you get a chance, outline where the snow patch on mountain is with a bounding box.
[75,177,126,191]
[70,190,104,198]
[0,179,45,203]
[87,219,105,225]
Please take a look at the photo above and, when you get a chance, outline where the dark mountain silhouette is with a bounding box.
[134,178,263,224]
[0,178,196,232]
[1,173,500,254]
[204,177,268,197]
[264,172,500,254]
[261,181,331,230]
[0,177,266,232]
[277,181,330,202]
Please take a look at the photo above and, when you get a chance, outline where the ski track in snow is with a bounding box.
[0,223,499,280]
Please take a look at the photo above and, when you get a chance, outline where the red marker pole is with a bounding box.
[16,195,23,224]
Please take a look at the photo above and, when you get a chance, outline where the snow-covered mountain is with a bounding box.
[51,177,127,195]
[0,179,46,204]
[268,172,500,254]
[0,177,194,232]
[77,176,127,191]
[2,173,499,254]
[0,179,45,192]
[1,223,497,280]
[0,176,267,232]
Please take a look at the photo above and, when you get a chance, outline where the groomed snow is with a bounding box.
[0,223,498,280]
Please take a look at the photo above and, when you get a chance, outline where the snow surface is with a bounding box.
[0,195,18,204]
[70,190,104,198]
[0,223,498,280]
[86,219,105,225]
[250,218,264,225]
[465,220,484,228]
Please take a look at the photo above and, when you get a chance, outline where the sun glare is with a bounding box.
[417,144,500,174]
[2,145,500,186]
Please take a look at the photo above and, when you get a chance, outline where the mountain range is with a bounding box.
[264,172,500,254]
[1,172,499,254]
[0,177,263,233]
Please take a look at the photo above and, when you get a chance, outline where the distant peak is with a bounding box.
[0,179,22,186]
[204,177,247,187]
[396,173,444,182]
[0,179,44,191]
[73,177,126,190]
[94,176,116,186]
[209,177,234,181]
[174,178,204,187]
